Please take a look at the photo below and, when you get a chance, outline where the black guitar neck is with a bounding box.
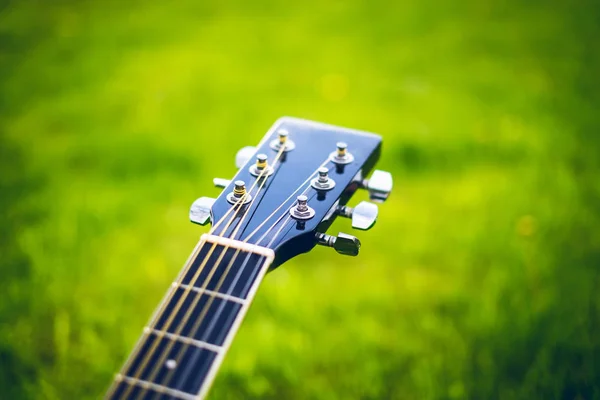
[106,235,274,399]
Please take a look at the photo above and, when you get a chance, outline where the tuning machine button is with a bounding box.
[360,170,393,203]
[190,197,215,225]
[315,232,361,256]
[213,178,231,188]
[235,146,257,169]
[336,201,378,230]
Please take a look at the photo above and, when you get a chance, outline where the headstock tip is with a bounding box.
[198,117,386,266]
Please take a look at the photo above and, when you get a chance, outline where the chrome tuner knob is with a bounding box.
[235,146,257,169]
[190,197,215,225]
[315,232,361,256]
[336,201,378,230]
[213,178,231,188]
[361,170,393,203]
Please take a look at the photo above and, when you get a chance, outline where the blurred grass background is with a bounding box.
[1,0,600,398]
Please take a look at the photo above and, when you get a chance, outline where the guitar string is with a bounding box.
[108,158,330,400]
[241,158,331,243]
[173,202,301,395]
[146,150,286,398]
[182,215,295,397]
[170,163,330,396]
[132,146,284,399]
[164,180,313,395]
[132,145,286,399]
[170,181,321,396]
[120,150,281,400]
[105,193,248,399]
[118,198,251,400]
[105,155,271,400]
[118,152,331,398]
[139,153,280,400]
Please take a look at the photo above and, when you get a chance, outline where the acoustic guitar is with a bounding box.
[105,117,393,399]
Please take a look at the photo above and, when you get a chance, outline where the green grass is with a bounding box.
[1,0,599,398]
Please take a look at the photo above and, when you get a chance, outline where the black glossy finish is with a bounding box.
[210,117,382,268]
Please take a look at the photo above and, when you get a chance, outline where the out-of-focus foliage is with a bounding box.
[1,0,599,398]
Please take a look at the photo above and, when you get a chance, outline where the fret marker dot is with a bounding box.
[166,359,177,370]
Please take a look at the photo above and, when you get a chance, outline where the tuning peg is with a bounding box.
[235,146,257,169]
[360,170,393,203]
[336,201,378,230]
[213,178,231,188]
[315,232,361,256]
[189,197,215,225]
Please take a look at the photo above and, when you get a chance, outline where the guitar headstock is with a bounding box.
[190,117,393,268]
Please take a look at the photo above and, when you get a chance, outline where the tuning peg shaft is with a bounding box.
[315,232,361,256]
[360,170,393,203]
[190,197,215,225]
[336,201,378,230]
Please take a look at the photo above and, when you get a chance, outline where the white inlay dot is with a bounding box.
[165,359,177,370]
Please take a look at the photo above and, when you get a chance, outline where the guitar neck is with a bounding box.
[106,234,275,400]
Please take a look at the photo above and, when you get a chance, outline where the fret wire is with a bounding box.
[116,374,197,400]
[138,145,285,400]
[195,253,274,400]
[143,327,224,354]
[174,282,248,305]
[173,250,262,391]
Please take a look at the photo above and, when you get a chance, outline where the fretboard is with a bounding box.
[106,234,274,400]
